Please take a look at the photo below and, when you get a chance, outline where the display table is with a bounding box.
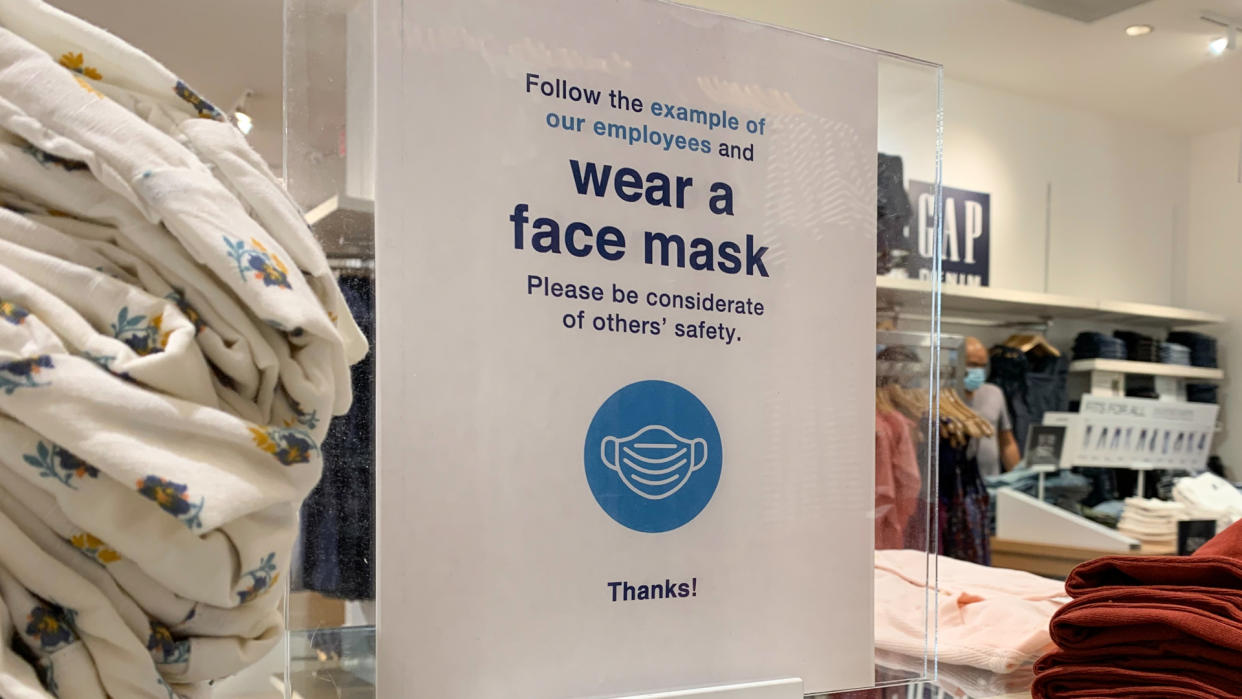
[991,537,1178,578]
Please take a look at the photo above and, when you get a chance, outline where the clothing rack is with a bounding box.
[879,307,1052,333]
[877,330,966,390]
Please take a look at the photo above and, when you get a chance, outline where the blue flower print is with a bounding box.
[23,442,99,489]
[249,426,317,466]
[110,306,167,356]
[26,602,76,652]
[147,620,190,664]
[136,476,204,530]
[0,355,52,394]
[0,299,29,325]
[223,237,292,290]
[237,553,279,603]
[173,80,225,121]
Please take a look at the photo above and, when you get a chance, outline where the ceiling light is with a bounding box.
[1124,24,1153,37]
[234,110,253,135]
[1209,37,1229,55]
[230,88,256,136]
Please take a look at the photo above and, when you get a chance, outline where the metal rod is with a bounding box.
[879,310,1050,331]
[1044,181,1052,293]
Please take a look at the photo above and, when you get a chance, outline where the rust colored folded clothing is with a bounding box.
[1065,555,1242,595]
[1035,640,1242,673]
[1033,518,1242,697]
[1032,664,1239,699]
[1050,587,1242,651]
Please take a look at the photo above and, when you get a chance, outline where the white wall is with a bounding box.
[1186,127,1242,475]
[880,75,1190,305]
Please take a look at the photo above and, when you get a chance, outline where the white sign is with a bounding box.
[376,1,878,695]
[1045,397,1218,470]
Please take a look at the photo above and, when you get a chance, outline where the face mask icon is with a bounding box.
[600,425,708,500]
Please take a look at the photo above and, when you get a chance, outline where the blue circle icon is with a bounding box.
[584,380,722,533]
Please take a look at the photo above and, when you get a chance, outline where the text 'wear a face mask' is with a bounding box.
[600,425,708,500]
[964,366,987,392]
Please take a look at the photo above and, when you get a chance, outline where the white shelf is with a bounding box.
[877,277,1225,327]
[1068,359,1224,381]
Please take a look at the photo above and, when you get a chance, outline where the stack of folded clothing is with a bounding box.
[1114,330,1160,363]
[1117,497,1187,549]
[877,549,1068,675]
[1187,382,1219,404]
[1173,472,1242,533]
[1168,331,1219,368]
[1157,469,1196,500]
[1072,332,1126,360]
[1033,519,1242,698]
[1158,341,1191,366]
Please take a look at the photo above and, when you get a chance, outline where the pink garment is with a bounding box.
[875,410,921,549]
[875,549,1069,674]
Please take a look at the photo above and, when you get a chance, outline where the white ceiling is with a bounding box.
[39,0,1242,176]
[686,0,1242,136]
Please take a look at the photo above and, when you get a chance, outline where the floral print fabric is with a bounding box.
[0,0,366,696]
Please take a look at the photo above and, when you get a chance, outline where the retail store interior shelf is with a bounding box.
[876,277,1226,327]
[1067,359,1225,381]
[995,488,1140,553]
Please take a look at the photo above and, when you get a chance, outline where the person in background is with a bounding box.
[964,336,1020,476]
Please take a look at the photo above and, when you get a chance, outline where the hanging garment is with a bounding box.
[987,346,1068,456]
[937,428,990,565]
[874,409,920,550]
[0,1,367,696]
[875,153,912,275]
[298,274,375,600]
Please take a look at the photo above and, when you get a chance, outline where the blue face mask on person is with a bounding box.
[964,366,986,392]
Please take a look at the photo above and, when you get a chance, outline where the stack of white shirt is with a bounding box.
[1118,498,1188,549]
[1173,472,1242,533]
[0,1,367,696]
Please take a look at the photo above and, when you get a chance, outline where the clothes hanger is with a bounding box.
[876,385,896,414]
[1004,332,1061,357]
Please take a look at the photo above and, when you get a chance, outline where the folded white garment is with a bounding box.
[0,0,366,696]
[1174,472,1242,532]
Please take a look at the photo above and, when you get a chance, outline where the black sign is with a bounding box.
[1179,520,1217,556]
[1025,425,1066,468]
[905,181,991,287]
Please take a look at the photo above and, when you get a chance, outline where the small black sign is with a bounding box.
[1025,425,1066,469]
[1179,519,1217,556]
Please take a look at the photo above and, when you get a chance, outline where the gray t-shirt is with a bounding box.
[964,382,1012,478]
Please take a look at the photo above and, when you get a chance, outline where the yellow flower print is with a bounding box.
[59,52,84,70]
[73,76,103,99]
[249,426,317,466]
[59,52,102,80]
[70,532,121,565]
[249,427,278,455]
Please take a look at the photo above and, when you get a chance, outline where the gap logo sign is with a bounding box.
[907,180,990,287]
